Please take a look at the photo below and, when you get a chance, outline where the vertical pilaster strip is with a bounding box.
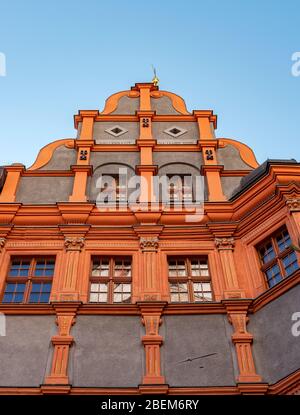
[224,300,262,383]
[137,302,167,385]
[286,198,300,234]
[195,111,226,201]
[134,83,158,206]
[56,236,85,301]
[0,164,25,203]
[45,303,80,386]
[69,110,97,202]
[215,237,245,299]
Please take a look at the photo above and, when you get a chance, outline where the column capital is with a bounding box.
[0,237,6,252]
[64,236,85,251]
[140,236,159,252]
[286,197,300,212]
[215,237,235,250]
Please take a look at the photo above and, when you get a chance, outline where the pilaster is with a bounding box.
[137,302,167,385]
[224,299,261,383]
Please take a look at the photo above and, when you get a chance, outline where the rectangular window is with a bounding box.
[1,257,55,304]
[166,174,193,204]
[89,257,132,304]
[168,257,213,303]
[258,228,299,288]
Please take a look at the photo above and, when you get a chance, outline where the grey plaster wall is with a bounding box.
[221,176,243,199]
[71,316,143,387]
[110,96,139,115]
[16,176,74,203]
[162,315,237,387]
[150,96,181,115]
[0,316,55,387]
[249,283,300,384]
[90,152,139,170]
[152,122,199,144]
[40,145,77,170]
[153,152,202,169]
[217,145,252,170]
[93,122,139,144]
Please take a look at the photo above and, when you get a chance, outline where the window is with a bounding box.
[166,174,193,204]
[100,174,127,203]
[1,257,55,304]
[258,228,299,288]
[168,257,213,302]
[89,257,132,304]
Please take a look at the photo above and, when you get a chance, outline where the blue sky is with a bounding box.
[0,0,299,167]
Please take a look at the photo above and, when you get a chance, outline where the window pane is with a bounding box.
[168,260,186,277]
[266,264,283,287]
[113,283,131,303]
[89,293,99,302]
[282,251,299,276]
[8,259,30,277]
[2,283,25,303]
[29,293,39,303]
[276,230,291,253]
[2,293,13,303]
[259,242,275,264]
[40,293,50,303]
[114,260,131,277]
[92,259,109,277]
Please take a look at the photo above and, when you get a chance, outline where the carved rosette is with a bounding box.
[64,237,85,251]
[215,237,235,251]
[286,198,300,212]
[0,238,6,252]
[140,236,159,252]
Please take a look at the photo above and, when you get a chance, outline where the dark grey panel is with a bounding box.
[153,152,202,169]
[163,315,236,387]
[217,145,252,170]
[0,316,55,387]
[150,96,181,115]
[16,176,73,203]
[90,152,139,170]
[40,146,77,170]
[71,316,143,387]
[249,283,300,384]
[221,176,243,199]
[94,122,139,145]
[152,122,199,144]
[110,96,139,115]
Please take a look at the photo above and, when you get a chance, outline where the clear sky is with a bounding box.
[0,0,299,167]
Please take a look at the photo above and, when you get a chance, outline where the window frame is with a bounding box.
[89,256,132,304]
[1,256,55,304]
[167,256,213,303]
[257,227,299,288]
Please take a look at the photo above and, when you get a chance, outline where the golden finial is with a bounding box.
[151,65,159,86]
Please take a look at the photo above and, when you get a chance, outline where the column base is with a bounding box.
[237,374,262,383]
[142,375,166,385]
[139,384,169,394]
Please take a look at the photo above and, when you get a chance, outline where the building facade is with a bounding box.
[0,82,299,394]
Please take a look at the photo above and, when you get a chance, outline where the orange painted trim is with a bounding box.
[100,90,139,115]
[219,138,259,169]
[150,90,190,115]
[28,139,75,171]
[221,170,252,177]
[23,170,74,177]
